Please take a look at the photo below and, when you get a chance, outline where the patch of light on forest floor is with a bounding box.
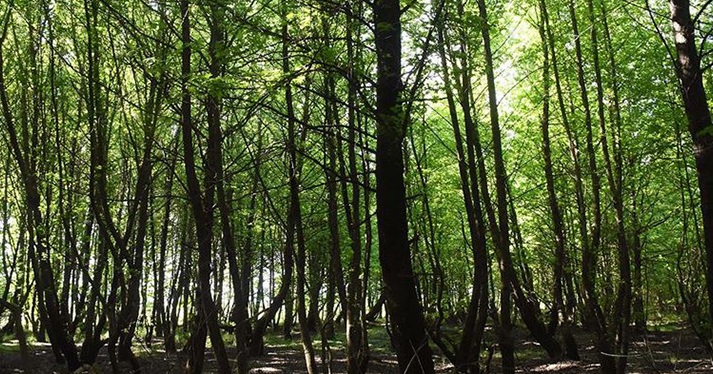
[435,362,454,371]
[669,358,711,365]
[249,368,284,373]
[521,340,542,347]
[528,361,582,372]
[264,352,290,361]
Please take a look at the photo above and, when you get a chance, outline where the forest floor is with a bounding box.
[0,323,711,373]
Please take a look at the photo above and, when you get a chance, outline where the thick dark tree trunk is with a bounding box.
[670,0,713,348]
[373,1,435,372]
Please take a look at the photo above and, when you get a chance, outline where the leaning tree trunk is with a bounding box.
[585,0,632,371]
[344,2,369,371]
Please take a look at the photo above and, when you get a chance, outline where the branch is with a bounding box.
[694,0,713,25]
[645,0,677,73]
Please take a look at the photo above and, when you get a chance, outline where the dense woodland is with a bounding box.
[0,0,713,373]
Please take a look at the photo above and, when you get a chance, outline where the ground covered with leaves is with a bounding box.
[0,324,711,373]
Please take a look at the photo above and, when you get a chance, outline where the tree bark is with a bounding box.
[538,0,579,360]
[585,1,632,371]
[281,6,317,371]
[567,1,615,371]
[477,1,563,368]
[669,0,713,349]
[0,8,81,371]
[373,0,435,372]
[179,1,231,372]
[344,3,368,371]
[435,10,489,371]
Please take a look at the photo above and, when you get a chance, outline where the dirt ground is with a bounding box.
[0,326,711,373]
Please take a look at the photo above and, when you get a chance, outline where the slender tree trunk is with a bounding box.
[545,0,590,352]
[435,13,489,371]
[567,1,616,371]
[281,6,317,371]
[155,136,177,339]
[631,192,646,333]
[323,70,346,340]
[203,3,250,372]
[538,0,579,360]
[477,0,563,368]
[0,9,81,371]
[179,1,231,372]
[585,1,632,371]
[250,220,294,355]
[343,3,368,372]
[236,129,262,359]
[474,2,516,371]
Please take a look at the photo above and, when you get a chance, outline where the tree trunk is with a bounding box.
[281,6,317,371]
[585,1,632,371]
[435,11,489,371]
[477,0,563,368]
[343,3,369,372]
[373,0,435,372]
[0,10,81,372]
[538,0,579,360]
[567,0,616,371]
[323,70,346,339]
[669,0,713,349]
[179,1,231,372]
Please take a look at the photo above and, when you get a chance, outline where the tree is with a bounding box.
[538,0,579,360]
[373,0,436,372]
[669,0,713,348]
[179,1,231,372]
[0,4,80,370]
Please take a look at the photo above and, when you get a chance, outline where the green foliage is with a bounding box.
[0,0,710,370]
